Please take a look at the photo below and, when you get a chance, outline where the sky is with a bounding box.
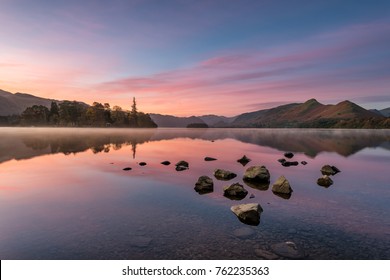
[0,0,389,116]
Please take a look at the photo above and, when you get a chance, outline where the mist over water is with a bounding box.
[0,128,389,259]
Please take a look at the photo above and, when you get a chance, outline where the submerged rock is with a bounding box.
[301,161,308,165]
[237,155,251,166]
[123,167,132,171]
[255,248,279,260]
[271,241,305,259]
[223,183,248,200]
[161,161,171,166]
[278,158,287,163]
[317,175,333,187]
[175,160,189,171]
[231,203,263,226]
[204,157,217,161]
[249,194,255,199]
[139,162,147,166]
[284,152,294,159]
[272,175,293,195]
[194,176,214,194]
[233,227,255,239]
[243,166,270,183]
[321,165,340,175]
[214,169,237,180]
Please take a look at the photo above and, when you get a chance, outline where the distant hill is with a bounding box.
[228,99,389,128]
[198,115,236,126]
[0,89,388,128]
[380,108,390,117]
[149,113,207,127]
[0,89,59,115]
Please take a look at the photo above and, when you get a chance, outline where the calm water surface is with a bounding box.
[0,128,389,259]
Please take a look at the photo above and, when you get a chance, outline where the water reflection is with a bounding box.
[1,128,389,165]
[0,127,389,259]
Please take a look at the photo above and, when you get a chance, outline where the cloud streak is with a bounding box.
[96,20,390,115]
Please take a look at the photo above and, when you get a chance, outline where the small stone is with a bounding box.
[284,152,294,159]
[317,175,333,187]
[331,165,341,174]
[321,165,340,175]
[249,194,255,199]
[243,166,270,183]
[194,176,214,194]
[139,162,147,166]
[272,175,293,195]
[161,161,171,165]
[237,155,251,166]
[214,169,237,180]
[175,160,189,171]
[231,203,263,226]
[278,158,286,163]
[204,157,217,161]
[223,183,248,200]
[123,167,132,171]
[301,161,308,165]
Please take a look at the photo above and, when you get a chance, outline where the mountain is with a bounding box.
[228,99,389,128]
[380,108,390,117]
[149,113,206,127]
[0,89,59,116]
[0,89,388,128]
[198,115,236,126]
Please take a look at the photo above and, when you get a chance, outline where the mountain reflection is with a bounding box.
[0,128,389,164]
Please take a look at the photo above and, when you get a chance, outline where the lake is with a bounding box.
[0,127,389,260]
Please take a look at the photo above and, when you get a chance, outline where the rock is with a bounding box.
[271,241,305,259]
[284,152,294,159]
[194,176,214,194]
[249,194,255,199]
[175,160,189,171]
[230,203,263,226]
[317,175,333,187]
[139,162,147,166]
[281,161,299,167]
[243,180,269,191]
[321,165,340,175]
[301,161,308,165]
[255,248,279,260]
[272,175,293,195]
[214,169,237,180]
[223,183,248,200]
[123,167,132,171]
[161,161,171,165]
[237,155,251,166]
[204,157,217,161]
[233,227,255,239]
[278,158,286,163]
[331,165,341,174]
[243,166,270,183]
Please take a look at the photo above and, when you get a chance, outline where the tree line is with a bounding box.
[0,98,157,127]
